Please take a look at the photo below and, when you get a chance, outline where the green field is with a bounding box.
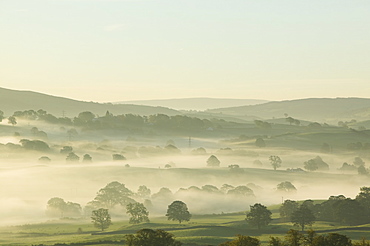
[1,210,370,246]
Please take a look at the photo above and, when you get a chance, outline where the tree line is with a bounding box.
[6,109,216,132]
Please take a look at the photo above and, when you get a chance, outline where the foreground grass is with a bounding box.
[1,212,370,246]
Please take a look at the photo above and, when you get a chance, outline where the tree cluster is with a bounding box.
[280,187,370,227]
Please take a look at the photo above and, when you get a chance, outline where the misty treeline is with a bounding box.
[46,181,257,219]
[7,109,218,132]
[280,187,370,227]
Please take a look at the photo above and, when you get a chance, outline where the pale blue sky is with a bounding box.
[0,0,369,102]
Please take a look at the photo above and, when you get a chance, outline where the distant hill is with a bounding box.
[115,98,269,111]
[207,98,370,123]
[0,87,180,117]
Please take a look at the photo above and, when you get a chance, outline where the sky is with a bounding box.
[0,0,369,102]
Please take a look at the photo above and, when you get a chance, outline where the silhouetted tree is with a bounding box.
[286,117,295,125]
[219,235,260,246]
[269,155,282,170]
[91,208,111,231]
[126,202,150,224]
[83,154,92,162]
[125,229,182,246]
[78,111,95,122]
[8,116,17,126]
[113,153,126,161]
[66,152,79,162]
[284,229,304,246]
[60,146,73,154]
[358,165,369,175]
[91,181,135,209]
[137,185,151,199]
[20,139,50,152]
[166,201,191,224]
[46,197,66,217]
[354,157,365,167]
[356,187,370,222]
[291,205,315,231]
[246,203,272,230]
[304,159,318,171]
[277,181,297,192]
[280,200,299,222]
[207,155,220,167]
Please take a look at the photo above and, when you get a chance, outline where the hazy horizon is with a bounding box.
[1,0,369,102]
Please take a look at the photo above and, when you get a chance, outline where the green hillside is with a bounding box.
[207,98,370,123]
[0,87,180,117]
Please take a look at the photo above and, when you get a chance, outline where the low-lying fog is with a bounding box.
[0,120,369,226]
[0,153,367,226]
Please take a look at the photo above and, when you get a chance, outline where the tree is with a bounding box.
[277,181,297,192]
[268,237,284,246]
[358,166,369,175]
[254,120,272,129]
[246,203,272,230]
[166,201,191,223]
[137,185,151,199]
[354,157,365,167]
[219,235,260,246]
[191,147,207,155]
[46,197,67,217]
[269,156,282,170]
[304,156,329,171]
[112,153,126,161]
[304,159,318,171]
[325,233,352,246]
[78,111,95,122]
[67,128,78,140]
[91,208,112,231]
[227,186,254,197]
[46,197,81,218]
[356,187,370,222]
[286,117,295,125]
[0,110,4,122]
[280,200,299,222]
[66,152,79,162]
[284,229,304,246]
[60,146,73,154]
[313,156,329,170]
[8,116,17,126]
[124,229,182,246]
[126,202,150,224]
[83,154,92,162]
[291,204,315,231]
[64,202,82,217]
[91,181,135,209]
[255,138,266,148]
[206,155,220,167]
[20,139,50,151]
[334,198,366,225]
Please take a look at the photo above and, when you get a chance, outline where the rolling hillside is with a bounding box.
[116,98,269,111]
[0,87,180,117]
[207,98,370,123]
